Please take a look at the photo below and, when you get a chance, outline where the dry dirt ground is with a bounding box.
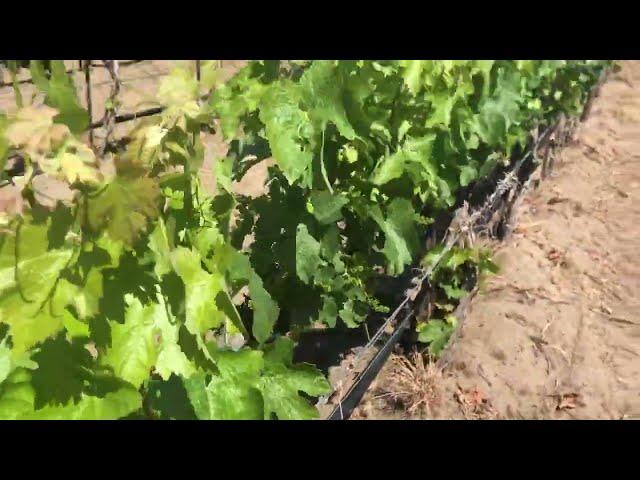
[355,61,640,420]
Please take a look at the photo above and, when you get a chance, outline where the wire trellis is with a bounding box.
[1,60,206,150]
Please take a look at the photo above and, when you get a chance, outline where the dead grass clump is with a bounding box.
[383,350,443,416]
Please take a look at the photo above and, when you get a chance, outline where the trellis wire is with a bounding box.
[0,60,143,88]
[1,61,200,144]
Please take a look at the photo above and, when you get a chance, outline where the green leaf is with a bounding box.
[0,341,36,386]
[157,67,199,107]
[147,374,197,419]
[371,150,407,185]
[182,338,329,420]
[258,337,331,420]
[30,334,94,408]
[441,283,467,300]
[0,218,76,353]
[102,294,194,387]
[372,135,437,187]
[0,114,9,172]
[309,191,348,225]
[57,267,104,320]
[300,61,356,139]
[425,91,457,128]
[339,299,367,327]
[295,224,322,284]
[30,60,89,133]
[459,165,477,187]
[101,296,161,388]
[444,247,476,270]
[400,60,427,95]
[318,295,338,328]
[86,176,161,247]
[368,199,419,276]
[170,247,225,335]
[416,316,457,357]
[215,156,234,193]
[213,244,278,343]
[148,218,173,279]
[209,66,267,139]
[183,349,264,420]
[0,344,11,385]
[0,368,141,420]
[259,81,315,185]
[63,315,91,338]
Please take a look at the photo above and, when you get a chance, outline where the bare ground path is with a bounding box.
[357,61,640,420]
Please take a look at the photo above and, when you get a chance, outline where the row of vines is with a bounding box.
[0,59,610,419]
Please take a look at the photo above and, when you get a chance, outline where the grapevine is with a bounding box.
[0,59,610,419]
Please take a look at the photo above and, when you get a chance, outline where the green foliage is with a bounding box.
[417,315,458,357]
[0,59,609,419]
[30,60,89,133]
[417,246,501,354]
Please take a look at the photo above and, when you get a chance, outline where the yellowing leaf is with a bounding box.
[5,106,70,159]
[158,68,199,107]
[58,142,102,185]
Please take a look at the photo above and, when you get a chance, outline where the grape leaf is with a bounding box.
[295,224,322,284]
[56,141,102,185]
[368,199,419,276]
[300,61,356,139]
[157,67,199,107]
[57,267,103,320]
[148,217,173,279]
[170,247,225,335]
[100,291,194,387]
[183,348,264,420]
[209,67,268,139]
[214,244,278,343]
[30,60,89,134]
[459,165,477,187]
[30,334,94,408]
[86,176,161,246]
[0,368,141,420]
[441,283,467,300]
[318,295,338,328]
[400,60,427,95]
[4,105,70,160]
[416,316,457,357]
[309,191,348,225]
[0,114,10,172]
[147,374,197,419]
[258,337,331,420]
[259,81,315,185]
[101,296,161,388]
[0,218,76,353]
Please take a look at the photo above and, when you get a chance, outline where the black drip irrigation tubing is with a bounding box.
[327,311,413,420]
[89,106,164,129]
[324,73,610,420]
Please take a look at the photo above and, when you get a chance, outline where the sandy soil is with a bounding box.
[356,61,640,420]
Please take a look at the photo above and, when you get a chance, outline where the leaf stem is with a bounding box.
[319,128,333,194]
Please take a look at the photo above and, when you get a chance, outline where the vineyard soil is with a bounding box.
[355,61,640,420]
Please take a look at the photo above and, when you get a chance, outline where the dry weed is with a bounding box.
[382,350,443,417]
